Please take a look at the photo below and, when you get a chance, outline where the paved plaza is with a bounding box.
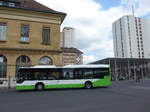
[0,80,150,112]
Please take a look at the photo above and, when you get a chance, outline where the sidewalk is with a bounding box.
[0,88,16,92]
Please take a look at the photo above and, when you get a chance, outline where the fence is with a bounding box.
[0,77,16,89]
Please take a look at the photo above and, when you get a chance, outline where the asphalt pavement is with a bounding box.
[0,80,150,112]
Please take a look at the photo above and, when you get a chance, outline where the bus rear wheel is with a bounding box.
[85,81,93,89]
[35,83,44,91]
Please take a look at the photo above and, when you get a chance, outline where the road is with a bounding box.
[0,80,150,112]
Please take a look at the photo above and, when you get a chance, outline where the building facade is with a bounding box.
[112,15,150,58]
[60,27,74,48]
[0,0,66,78]
[61,48,83,66]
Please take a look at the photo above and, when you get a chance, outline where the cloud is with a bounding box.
[83,55,97,64]
[36,0,150,64]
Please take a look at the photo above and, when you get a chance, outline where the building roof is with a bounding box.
[19,0,57,12]
[61,47,83,54]
[19,65,56,69]
[0,0,66,19]
[91,58,150,64]
[19,64,109,69]
[63,64,109,68]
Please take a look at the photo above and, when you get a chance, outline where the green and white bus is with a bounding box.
[16,64,112,90]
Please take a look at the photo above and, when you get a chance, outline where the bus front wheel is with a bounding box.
[35,83,44,91]
[85,81,93,89]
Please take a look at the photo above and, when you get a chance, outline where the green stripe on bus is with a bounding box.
[93,76,112,87]
[45,83,84,89]
[16,84,84,90]
[16,85,35,90]
[16,76,112,90]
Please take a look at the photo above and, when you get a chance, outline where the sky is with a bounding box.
[36,0,150,64]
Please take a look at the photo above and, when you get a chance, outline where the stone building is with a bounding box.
[61,47,83,66]
[0,0,66,78]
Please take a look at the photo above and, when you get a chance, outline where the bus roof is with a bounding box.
[63,64,109,68]
[19,64,109,69]
[19,65,56,69]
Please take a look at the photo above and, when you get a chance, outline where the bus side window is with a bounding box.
[66,72,70,79]
[22,70,30,80]
[47,71,57,80]
[74,70,83,79]
[64,71,73,79]
[93,68,109,78]
[34,72,40,80]
[26,71,31,80]
[83,69,93,79]
[41,72,47,80]
[22,71,27,80]
[29,71,34,80]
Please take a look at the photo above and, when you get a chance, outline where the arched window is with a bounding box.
[39,56,53,65]
[16,55,31,75]
[0,55,7,78]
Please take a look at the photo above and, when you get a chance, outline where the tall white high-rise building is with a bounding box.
[112,15,150,58]
[60,27,74,48]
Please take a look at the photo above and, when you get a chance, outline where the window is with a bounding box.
[93,68,109,78]
[135,22,137,26]
[16,55,31,76]
[141,41,143,44]
[18,68,63,81]
[0,1,3,5]
[0,23,7,41]
[8,2,15,7]
[0,55,7,78]
[83,69,93,79]
[42,27,50,44]
[39,56,53,65]
[20,25,29,42]
[138,19,141,22]
[74,70,83,79]
[63,71,74,79]
[34,71,48,80]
